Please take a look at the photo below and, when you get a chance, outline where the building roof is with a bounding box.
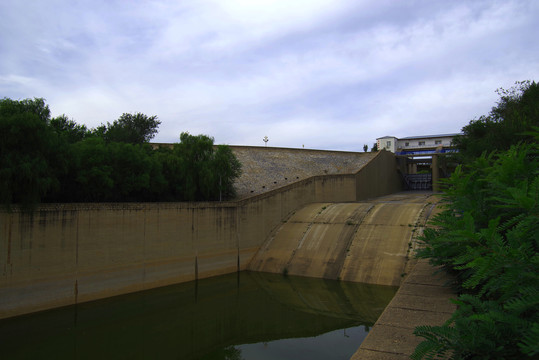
[377,133,461,141]
[398,133,461,140]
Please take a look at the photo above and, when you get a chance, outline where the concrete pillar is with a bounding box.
[407,163,417,174]
[432,154,440,192]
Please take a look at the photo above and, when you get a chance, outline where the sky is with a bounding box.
[1,0,538,151]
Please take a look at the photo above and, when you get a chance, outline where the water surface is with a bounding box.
[0,272,397,359]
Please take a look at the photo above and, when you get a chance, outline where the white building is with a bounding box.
[376,134,459,156]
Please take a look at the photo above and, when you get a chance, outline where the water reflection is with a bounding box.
[0,272,397,359]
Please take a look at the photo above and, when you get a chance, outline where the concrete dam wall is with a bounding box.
[0,150,404,319]
[249,193,438,286]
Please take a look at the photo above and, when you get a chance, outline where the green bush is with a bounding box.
[412,141,539,359]
[413,81,539,359]
[0,98,242,206]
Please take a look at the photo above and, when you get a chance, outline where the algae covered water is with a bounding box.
[0,272,397,359]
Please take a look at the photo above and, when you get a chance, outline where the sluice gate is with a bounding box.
[403,174,432,190]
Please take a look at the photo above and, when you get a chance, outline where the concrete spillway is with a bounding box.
[248,193,439,286]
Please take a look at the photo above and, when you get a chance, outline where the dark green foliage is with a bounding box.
[453,81,539,161]
[49,114,89,143]
[103,112,161,144]
[0,98,242,206]
[413,293,538,359]
[213,145,242,200]
[413,82,539,359]
[174,132,215,201]
[413,142,539,359]
[166,133,241,201]
[0,98,68,209]
[68,137,115,202]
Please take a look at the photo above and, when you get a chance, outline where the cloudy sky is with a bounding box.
[1,0,538,150]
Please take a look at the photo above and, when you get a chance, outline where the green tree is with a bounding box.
[453,80,539,161]
[212,145,242,200]
[171,133,242,201]
[152,146,184,201]
[0,97,241,204]
[68,137,115,202]
[104,112,161,144]
[174,132,216,201]
[412,81,539,359]
[363,144,368,152]
[0,98,68,208]
[412,141,539,359]
[49,114,89,143]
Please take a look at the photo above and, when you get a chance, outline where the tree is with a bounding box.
[412,141,539,359]
[68,137,114,202]
[0,98,68,208]
[104,112,161,144]
[212,145,242,200]
[371,143,378,152]
[411,82,539,359]
[0,97,241,204]
[171,133,242,201]
[49,114,89,143]
[453,80,539,161]
[174,132,216,201]
[363,144,368,152]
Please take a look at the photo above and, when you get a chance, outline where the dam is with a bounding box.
[2,148,418,319]
[249,192,437,286]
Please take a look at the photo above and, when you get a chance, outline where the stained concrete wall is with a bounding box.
[248,193,438,286]
[0,150,402,319]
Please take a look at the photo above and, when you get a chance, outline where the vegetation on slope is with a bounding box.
[412,81,539,359]
[0,98,241,208]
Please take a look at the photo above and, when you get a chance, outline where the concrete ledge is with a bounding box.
[351,259,456,359]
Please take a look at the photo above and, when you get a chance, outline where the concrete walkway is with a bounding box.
[351,259,456,359]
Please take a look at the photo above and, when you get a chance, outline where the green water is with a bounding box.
[0,272,397,359]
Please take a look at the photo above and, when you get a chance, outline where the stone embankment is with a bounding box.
[351,259,456,359]
[231,146,376,199]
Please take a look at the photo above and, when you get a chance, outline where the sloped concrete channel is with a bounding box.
[249,192,456,359]
[249,192,438,286]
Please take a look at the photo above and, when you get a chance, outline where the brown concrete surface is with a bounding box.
[1,150,403,319]
[231,146,376,199]
[351,259,456,359]
[248,193,439,286]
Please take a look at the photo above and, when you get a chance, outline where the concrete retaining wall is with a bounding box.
[0,150,401,319]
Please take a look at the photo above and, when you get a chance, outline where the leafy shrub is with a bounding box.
[0,98,242,206]
[412,141,539,359]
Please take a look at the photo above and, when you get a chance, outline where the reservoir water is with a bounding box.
[0,272,397,359]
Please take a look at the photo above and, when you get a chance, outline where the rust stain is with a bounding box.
[7,214,12,265]
[74,280,78,304]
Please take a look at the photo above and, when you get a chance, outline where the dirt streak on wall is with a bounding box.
[0,151,402,319]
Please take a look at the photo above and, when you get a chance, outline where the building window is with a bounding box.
[386,141,391,148]
[418,141,425,146]
[435,140,442,145]
[405,142,409,147]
